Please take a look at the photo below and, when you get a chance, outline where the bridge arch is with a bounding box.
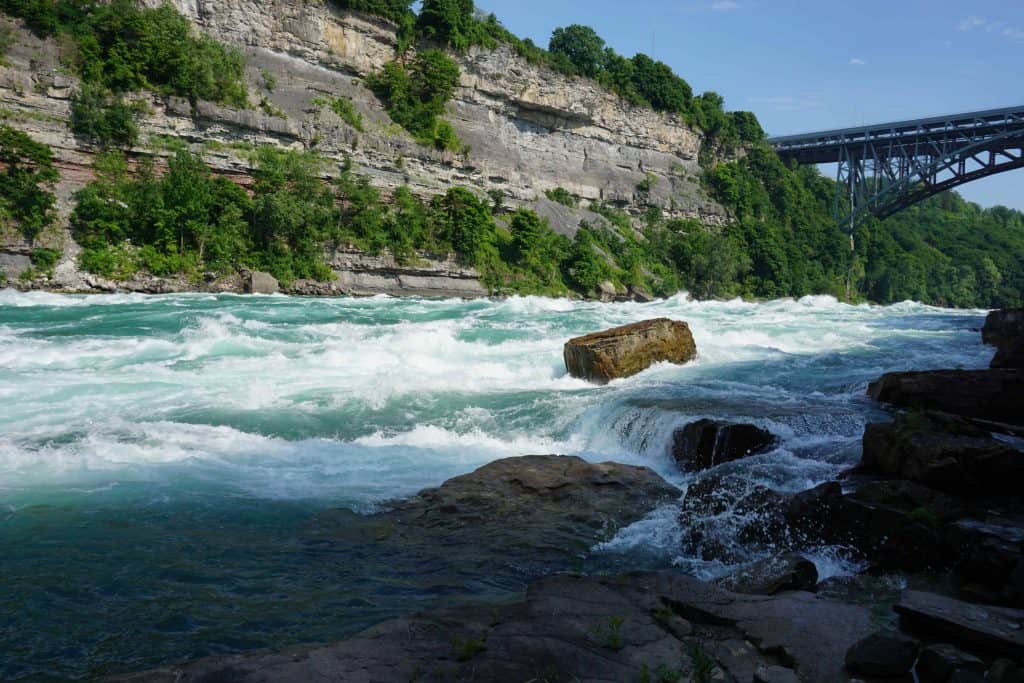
[769,106,1024,232]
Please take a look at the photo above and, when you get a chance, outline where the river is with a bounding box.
[0,289,990,679]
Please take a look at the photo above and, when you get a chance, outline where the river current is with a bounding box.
[0,289,990,679]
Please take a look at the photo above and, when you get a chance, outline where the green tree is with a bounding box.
[548,24,606,78]
[0,125,58,243]
[431,187,494,264]
[416,0,476,51]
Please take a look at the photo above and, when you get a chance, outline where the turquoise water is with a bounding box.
[0,289,990,680]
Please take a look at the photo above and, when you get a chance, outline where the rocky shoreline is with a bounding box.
[107,311,1024,682]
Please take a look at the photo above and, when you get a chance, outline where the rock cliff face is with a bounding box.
[0,1,728,295]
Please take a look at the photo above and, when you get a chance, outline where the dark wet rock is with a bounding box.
[868,369,1024,425]
[992,336,1024,369]
[110,570,875,683]
[896,590,1024,658]
[948,516,1024,608]
[309,455,681,575]
[786,479,956,571]
[917,643,985,683]
[844,630,918,678]
[563,318,697,384]
[680,474,788,562]
[989,658,1024,683]
[861,416,1024,497]
[671,419,776,472]
[718,552,818,595]
[983,308,1024,348]
[244,270,279,295]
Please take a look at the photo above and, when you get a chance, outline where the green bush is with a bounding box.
[365,50,461,149]
[545,187,577,207]
[329,96,364,132]
[70,85,146,147]
[0,124,58,243]
[78,243,139,279]
[4,0,248,106]
[29,246,60,271]
[328,0,414,24]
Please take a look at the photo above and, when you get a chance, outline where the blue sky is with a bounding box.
[476,0,1024,210]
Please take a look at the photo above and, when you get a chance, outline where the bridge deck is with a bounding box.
[769,105,1024,165]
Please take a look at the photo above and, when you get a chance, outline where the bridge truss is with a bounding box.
[769,105,1024,232]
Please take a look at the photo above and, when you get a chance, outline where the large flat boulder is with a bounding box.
[563,318,697,384]
[895,590,1024,658]
[671,419,775,472]
[867,369,1024,424]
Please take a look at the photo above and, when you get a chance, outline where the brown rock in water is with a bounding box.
[672,419,776,472]
[563,318,697,384]
[867,369,1024,425]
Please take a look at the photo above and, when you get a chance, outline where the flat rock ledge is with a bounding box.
[564,318,697,384]
[108,571,874,683]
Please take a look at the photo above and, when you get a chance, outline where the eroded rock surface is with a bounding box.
[109,571,876,683]
[868,369,1024,425]
[564,318,697,384]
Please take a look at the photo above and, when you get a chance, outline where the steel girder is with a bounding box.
[769,106,1024,232]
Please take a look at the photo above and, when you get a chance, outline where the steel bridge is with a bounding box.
[769,105,1024,232]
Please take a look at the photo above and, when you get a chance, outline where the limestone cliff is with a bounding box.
[0,1,728,296]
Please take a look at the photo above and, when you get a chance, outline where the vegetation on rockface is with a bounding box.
[2,0,248,147]
[364,49,462,151]
[0,124,58,244]
[344,0,759,154]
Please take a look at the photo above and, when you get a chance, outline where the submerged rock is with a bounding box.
[671,419,776,472]
[679,474,789,562]
[563,318,697,384]
[718,552,818,595]
[308,455,680,574]
[867,369,1024,425]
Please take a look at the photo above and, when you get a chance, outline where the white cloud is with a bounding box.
[958,15,1024,41]
[849,58,866,65]
[958,16,987,31]
[711,0,740,10]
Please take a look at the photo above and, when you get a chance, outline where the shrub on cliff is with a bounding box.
[0,125,58,244]
[330,0,414,24]
[3,0,247,107]
[365,50,461,150]
[70,85,147,148]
